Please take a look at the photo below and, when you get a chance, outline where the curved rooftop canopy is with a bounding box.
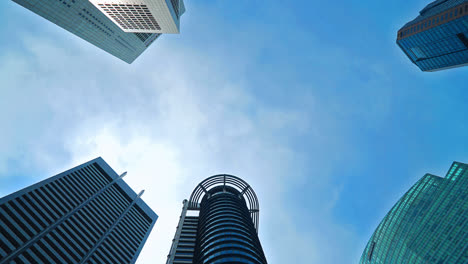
[188,174,260,232]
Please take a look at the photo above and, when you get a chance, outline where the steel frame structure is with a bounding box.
[188,174,260,232]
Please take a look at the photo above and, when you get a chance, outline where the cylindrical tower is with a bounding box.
[194,185,267,263]
[166,174,267,264]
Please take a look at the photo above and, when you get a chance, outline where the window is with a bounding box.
[170,0,180,18]
[98,4,161,31]
[456,33,468,49]
[368,242,376,261]
[411,47,427,60]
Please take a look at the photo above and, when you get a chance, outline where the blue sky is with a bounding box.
[1,0,468,263]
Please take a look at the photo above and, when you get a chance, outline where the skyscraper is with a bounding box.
[396,0,468,71]
[0,157,157,264]
[360,161,468,264]
[11,0,167,63]
[166,174,268,264]
[89,0,185,33]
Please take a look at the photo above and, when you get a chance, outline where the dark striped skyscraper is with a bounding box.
[166,175,268,264]
[397,0,468,71]
[0,157,157,264]
[360,161,468,264]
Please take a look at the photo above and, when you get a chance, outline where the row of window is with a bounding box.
[79,13,112,37]
[399,4,468,39]
[88,205,152,263]
[199,242,264,263]
[199,230,256,252]
[134,32,152,42]
[82,8,115,34]
[98,4,161,31]
[416,49,468,71]
[171,216,198,262]
[202,248,265,264]
[409,35,468,61]
[143,33,161,47]
[170,0,180,18]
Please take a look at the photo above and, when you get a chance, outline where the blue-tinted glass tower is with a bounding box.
[11,0,163,63]
[166,175,268,264]
[360,161,468,264]
[397,0,468,71]
[0,157,157,264]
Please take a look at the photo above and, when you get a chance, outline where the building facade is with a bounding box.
[12,0,163,63]
[397,0,468,71]
[360,161,468,264]
[0,157,157,264]
[89,0,185,33]
[167,174,268,264]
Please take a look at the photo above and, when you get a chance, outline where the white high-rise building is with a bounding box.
[11,0,163,64]
[89,0,185,33]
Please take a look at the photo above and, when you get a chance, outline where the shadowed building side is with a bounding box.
[0,157,157,264]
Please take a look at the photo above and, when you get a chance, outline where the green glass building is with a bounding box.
[360,162,468,264]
